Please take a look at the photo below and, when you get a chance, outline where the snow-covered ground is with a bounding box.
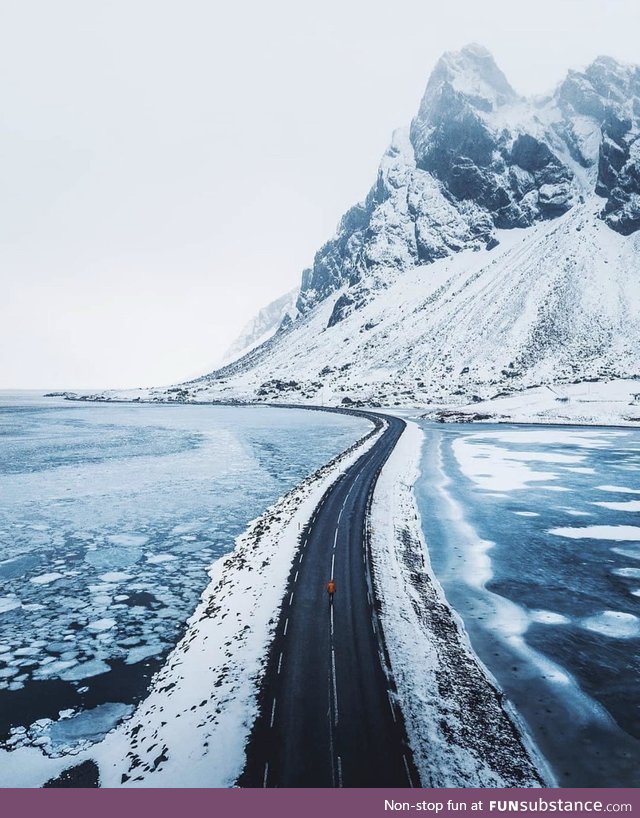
[368,421,546,787]
[0,412,381,787]
[71,201,640,426]
[428,379,640,426]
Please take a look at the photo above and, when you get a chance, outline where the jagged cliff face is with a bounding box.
[296,45,640,323]
[142,46,640,407]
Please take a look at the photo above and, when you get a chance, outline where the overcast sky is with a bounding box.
[2,0,639,389]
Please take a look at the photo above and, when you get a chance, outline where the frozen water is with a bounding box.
[581,611,640,639]
[0,395,369,745]
[597,485,640,494]
[549,525,640,541]
[87,619,116,632]
[124,643,163,664]
[30,573,63,585]
[612,546,640,560]
[0,597,21,614]
[613,567,640,579]
[593,500,640,512]
[59,660,111,681]
[107,534,149,547]
[530,610,571,625]
[98,572,132,583]
[44,703,134,749]
[417,421,640,787]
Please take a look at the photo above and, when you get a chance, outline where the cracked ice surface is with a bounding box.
[0,397,369,746]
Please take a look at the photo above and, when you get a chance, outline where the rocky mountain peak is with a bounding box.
[288,46,640,325]
[417,43,517,117]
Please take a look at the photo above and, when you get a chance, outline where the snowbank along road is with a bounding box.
[239,413,419,787]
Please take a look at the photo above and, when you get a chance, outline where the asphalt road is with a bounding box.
[239,411,418,788]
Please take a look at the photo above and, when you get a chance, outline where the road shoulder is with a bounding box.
[368,420,549,787]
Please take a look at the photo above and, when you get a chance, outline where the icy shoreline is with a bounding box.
[368,421,549,787]
[0,414,382,787]
[3,406,552,788]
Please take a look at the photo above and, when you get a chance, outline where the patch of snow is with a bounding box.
[530,610,571,625]
[452,436,574,492]
[593,500,640,512]
[549,525,640,541]
[581,611,640,639]
[597,485,640,495]
[613,567,640,579]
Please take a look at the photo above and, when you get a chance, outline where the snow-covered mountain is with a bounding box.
[221,287,298,365]
[109,45,640,409]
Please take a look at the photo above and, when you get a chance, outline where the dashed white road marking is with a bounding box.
[403,754,414,787]
[330,552,335,576]
[294,570,299,582]
[283,617,289,636]
[277,652,283,674]
[331,648,339,726]
[263,762,269,788]
[270,698,277,728]
[387,691,397,722]
[337,755,344,788]
[289,591,294,606]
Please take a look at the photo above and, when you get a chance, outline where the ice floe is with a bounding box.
[59,659,110,681]
[98,572,132,583]
[87,619,116,633]
[0,597,21,614]
[107,534,149,547]
[30,573,63,585]
[145,553,177,564]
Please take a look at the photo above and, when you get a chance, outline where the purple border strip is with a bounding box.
[2,788,638,818]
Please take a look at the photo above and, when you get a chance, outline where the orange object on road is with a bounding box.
[326,579,336,597]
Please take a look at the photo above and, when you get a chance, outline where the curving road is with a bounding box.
[239,411,418,788]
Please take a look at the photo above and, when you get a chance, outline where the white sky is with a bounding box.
[2,0,639,389]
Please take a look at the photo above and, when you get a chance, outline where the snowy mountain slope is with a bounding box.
[221,287,298,365]
[96,45,640,409]
[155,202,638,407]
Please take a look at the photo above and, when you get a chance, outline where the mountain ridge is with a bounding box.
[94,45,640,412]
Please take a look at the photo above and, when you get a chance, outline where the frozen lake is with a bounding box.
[0,393,369,747]
[416,422,640,787]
